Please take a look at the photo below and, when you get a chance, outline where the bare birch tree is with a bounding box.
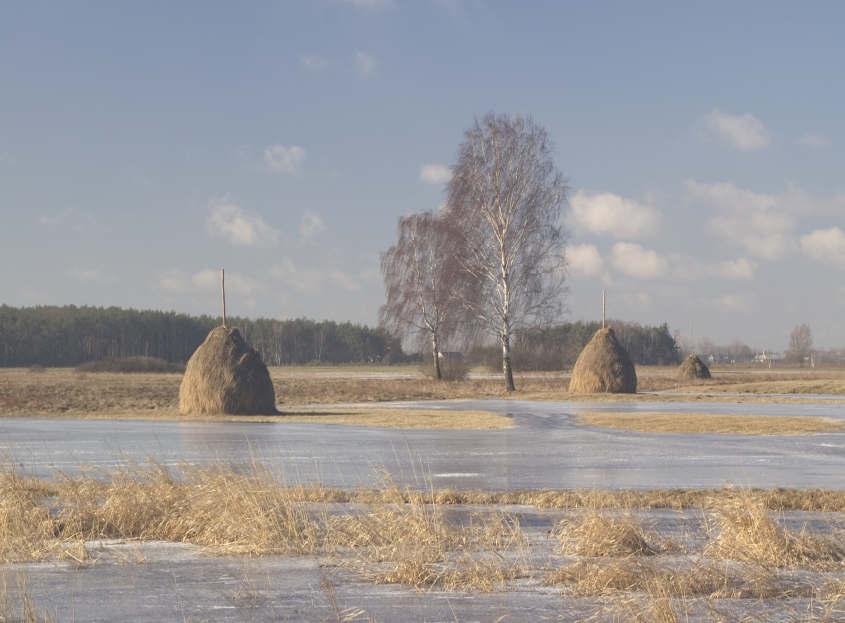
[445,113,567,391]
[379,211,468,380]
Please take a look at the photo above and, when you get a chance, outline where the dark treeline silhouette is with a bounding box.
[469,321,680,370]
[0,305,404,367]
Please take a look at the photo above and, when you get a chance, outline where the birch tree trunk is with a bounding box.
[501,328,515,391]
[432,332,442,380]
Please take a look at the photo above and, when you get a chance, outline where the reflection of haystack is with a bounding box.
[678,354,711,380]
[569,328,637,394]
[179,326,277,415]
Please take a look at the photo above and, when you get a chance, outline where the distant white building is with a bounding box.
[754,350,785,364]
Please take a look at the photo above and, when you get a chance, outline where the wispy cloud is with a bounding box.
[354,50,377,77]
[340,0,394,10]
[264,144,306,174]
[270,258,372,293]
[701,109,770,151]
[686,180,794,260]
[206,199,279,247]
[712,293,755,314]
[38,208,97,232]
[797,133,831,148]
[419,163,452,184]
[158,268,262,308]
[300,55,328,71]
[299,211,326,241]
[66,267,110,284]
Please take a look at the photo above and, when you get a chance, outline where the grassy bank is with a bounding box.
[2,367,845,421]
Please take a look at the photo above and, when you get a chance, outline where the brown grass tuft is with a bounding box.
[705,496,845,568]
[553,512,667,557]
[578,410,845,435]
[546,558,803,600]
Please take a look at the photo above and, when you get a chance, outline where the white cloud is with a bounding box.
[685,180,794,260]
[270,258,368,293]
[569,191,660,239]
[567,244,605,278]
[299,211,326,240]
[264,144,305,174]
[797,133,831,148]
[206,199,279,247]
[701,109,770,151]
[800,227,845,268]
[715,257,757,280]
[419,163,452,185]
[300,55,328,71]
[610,242,667,279]
[354,50,377,77]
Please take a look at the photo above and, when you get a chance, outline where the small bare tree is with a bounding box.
[379,211,468,380]
[445,113,567,391]
[787,323,813,364]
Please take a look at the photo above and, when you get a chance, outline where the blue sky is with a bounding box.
[1,1,844,349]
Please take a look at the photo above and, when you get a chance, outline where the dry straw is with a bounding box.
[678,354,711,381]
[569,327,637,394]
[178,326,277,415]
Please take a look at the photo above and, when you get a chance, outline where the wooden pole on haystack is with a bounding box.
[601,289,606,329]
[221,268,227,328]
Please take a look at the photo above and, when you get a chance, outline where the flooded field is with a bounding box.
[1,383,843,621]
[2,399,843,489]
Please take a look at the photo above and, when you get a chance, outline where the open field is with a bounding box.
[1,464,843,621]
[1,366,844,423]
[579,411,845,435]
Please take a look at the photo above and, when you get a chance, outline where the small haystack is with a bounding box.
[678,354,711,381]
[179,326,277,415]
[569,327,637,394]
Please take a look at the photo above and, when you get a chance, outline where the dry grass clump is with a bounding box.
[706,497,845,568]
[578,411,845,435]
[283,485,845,513]
[55,464,320,555]
[0,472,60,563]
[553,512,667,557]
[569,328,637,394]
[279,407,512,430]
[545,558,799,600]
[330,490,526,591]
[179,327,277,415]
[678,354,711,381]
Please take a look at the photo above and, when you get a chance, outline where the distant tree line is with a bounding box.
[469,321,680,370]
[0,305,404,367]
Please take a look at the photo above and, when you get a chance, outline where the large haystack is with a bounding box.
[179,326,277,415]
[678,354,711,380]
[568,327,637,394]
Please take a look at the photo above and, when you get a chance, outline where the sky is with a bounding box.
[1,1,844,350]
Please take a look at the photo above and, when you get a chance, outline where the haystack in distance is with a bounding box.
[678,354,711,380]
[568,327,637,394]
[179,326,277,415]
